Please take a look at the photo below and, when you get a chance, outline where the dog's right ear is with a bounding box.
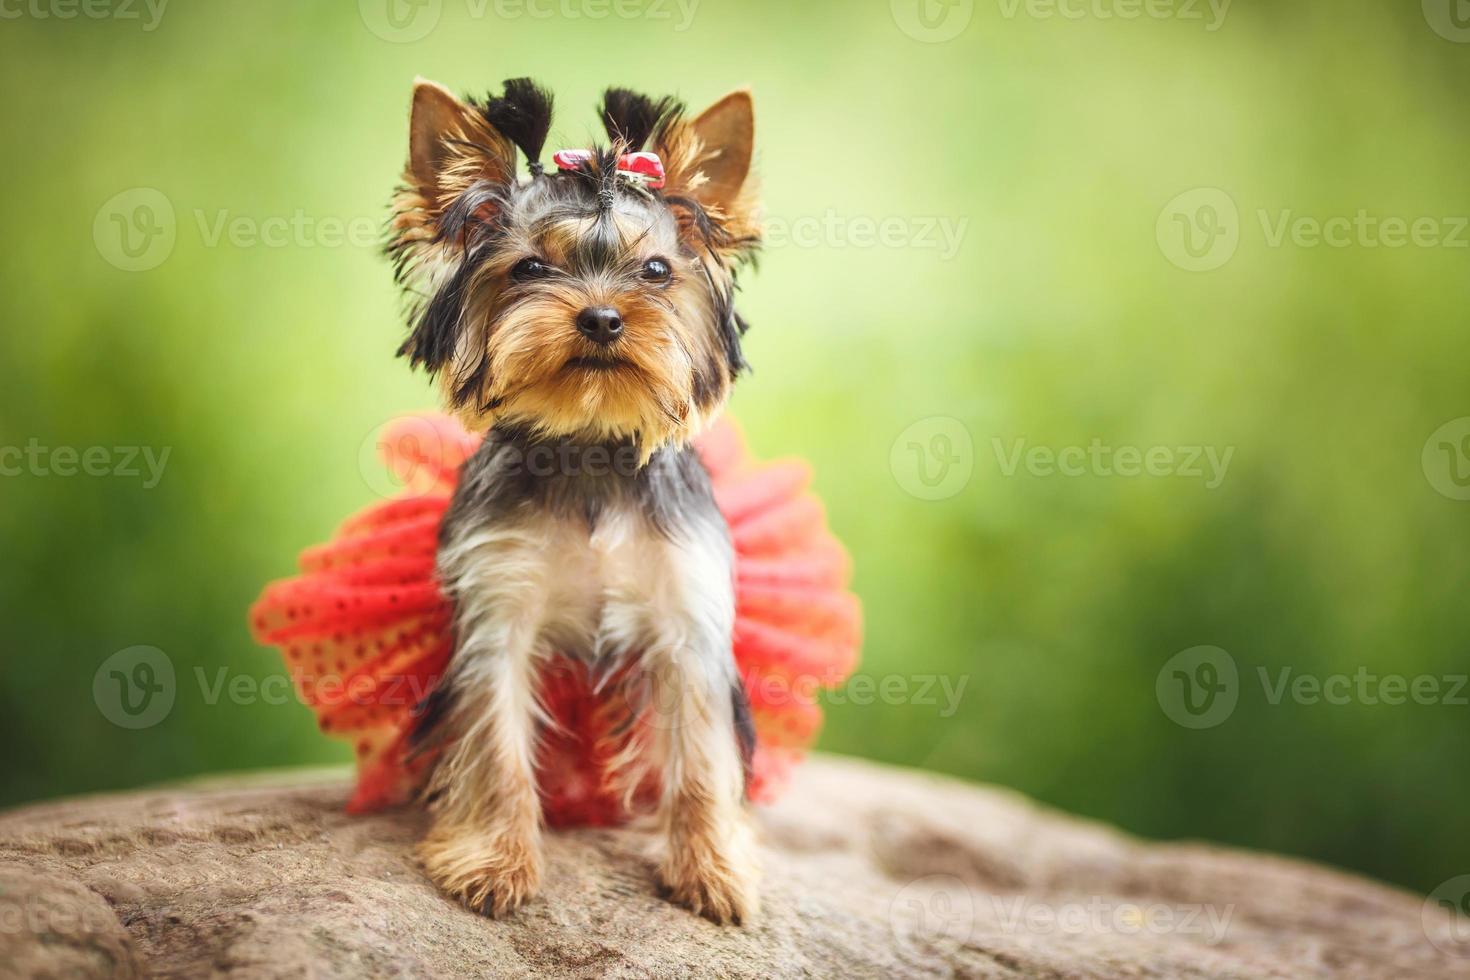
[396,79,518,240]
[391,79,556,402]
[390,80,519,389]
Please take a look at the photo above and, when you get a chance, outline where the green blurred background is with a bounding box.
[2,0,1467,897]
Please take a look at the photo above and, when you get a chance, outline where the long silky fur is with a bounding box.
[601,88,685,152]
[394,77,767,926]
[477,78,555,172]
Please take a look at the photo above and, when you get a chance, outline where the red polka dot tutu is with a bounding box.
[249,414,861,825]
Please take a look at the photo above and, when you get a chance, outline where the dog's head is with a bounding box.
[389,78,760,459]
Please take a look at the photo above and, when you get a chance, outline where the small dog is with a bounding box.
[388,77,763,923]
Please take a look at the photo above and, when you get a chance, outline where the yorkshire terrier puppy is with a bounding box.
[388,77,762,924]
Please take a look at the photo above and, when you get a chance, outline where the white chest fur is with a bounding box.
[438,504,736,680]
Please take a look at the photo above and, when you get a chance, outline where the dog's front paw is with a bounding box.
[660,838,760,925]
[419,829,542,918]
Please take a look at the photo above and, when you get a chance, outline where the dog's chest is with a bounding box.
[535,509,665,654]
[437,433,737,665]
[440,503,735,664]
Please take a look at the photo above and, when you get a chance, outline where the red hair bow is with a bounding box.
[552,148,666,189]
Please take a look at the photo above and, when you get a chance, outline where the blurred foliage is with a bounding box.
[1,0,1467,896]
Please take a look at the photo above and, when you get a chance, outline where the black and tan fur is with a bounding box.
[390,77,763,923]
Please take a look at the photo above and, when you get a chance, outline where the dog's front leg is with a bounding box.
[633,530,760,925]
[417,530,547,917]
[649,647,760,925]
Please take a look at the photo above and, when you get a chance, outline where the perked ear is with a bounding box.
[392,79,521,378]
[409,79,470,184]
[687,90,754,212]
[403,78,517,213]
[654,88,760,264]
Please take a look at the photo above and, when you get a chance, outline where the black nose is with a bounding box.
[576,306,624,345]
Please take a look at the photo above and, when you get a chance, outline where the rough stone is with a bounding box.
[0,755,1462,979]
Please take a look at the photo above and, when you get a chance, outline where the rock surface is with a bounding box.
[0,755,1463,979]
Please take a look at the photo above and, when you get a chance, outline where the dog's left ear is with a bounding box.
[685,90,754,212]
[656,89,759,261]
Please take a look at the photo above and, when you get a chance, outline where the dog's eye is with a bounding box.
[511,257,552,282]
[641,258,672,283]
